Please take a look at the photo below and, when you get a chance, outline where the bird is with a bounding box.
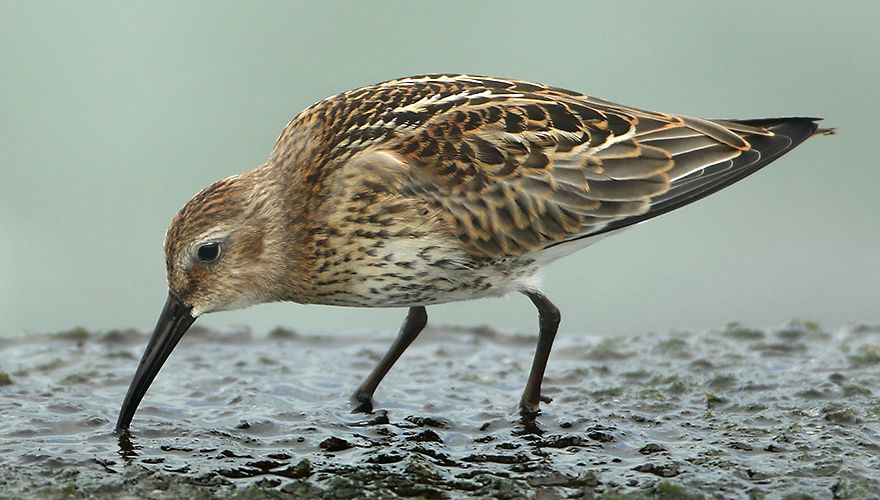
[115,74,831,432]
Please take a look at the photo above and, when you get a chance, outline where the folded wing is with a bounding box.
[364,75,821,257]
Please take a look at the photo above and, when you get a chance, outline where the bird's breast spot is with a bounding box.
[339,240,534,306]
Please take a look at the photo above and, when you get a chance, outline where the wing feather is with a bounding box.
[326,75,821,257]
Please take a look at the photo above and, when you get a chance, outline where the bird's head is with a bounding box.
[116,169,301,432]
[163,173,288,317]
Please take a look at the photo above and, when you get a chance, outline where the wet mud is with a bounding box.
[1,321,879,498]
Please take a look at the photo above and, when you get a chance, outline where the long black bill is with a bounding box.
[115,292,196,433]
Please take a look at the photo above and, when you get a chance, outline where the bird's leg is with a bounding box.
[519,289,561,416]
[351,306,427,413]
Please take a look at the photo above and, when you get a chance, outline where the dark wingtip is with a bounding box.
[731,116,835,139]
[788,117,835,137]
[551,114,829,245]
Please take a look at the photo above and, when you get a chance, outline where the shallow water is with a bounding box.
[1,321,878,498]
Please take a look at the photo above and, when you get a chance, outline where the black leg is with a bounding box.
[351,306,427,413]
[519,289,561,415]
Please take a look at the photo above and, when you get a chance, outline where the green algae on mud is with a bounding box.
[1,322,879,498]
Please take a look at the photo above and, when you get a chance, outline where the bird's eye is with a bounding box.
[197,243,221,263]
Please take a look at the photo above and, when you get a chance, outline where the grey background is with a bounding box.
[2,1,877,338]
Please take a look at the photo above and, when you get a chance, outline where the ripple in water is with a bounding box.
[1,322,879,498]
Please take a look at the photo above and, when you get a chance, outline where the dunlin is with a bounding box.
[116,74,830,431]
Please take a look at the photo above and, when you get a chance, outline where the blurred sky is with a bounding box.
[1,1,878,338]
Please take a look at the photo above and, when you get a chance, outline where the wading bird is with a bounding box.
[116,74,830,432]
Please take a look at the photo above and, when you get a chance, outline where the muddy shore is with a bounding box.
[1,321,878,498]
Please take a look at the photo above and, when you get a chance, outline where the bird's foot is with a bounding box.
[518,394,552,418]
[350,392,374,414]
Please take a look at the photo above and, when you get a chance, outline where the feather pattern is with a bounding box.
[273,74,822,259]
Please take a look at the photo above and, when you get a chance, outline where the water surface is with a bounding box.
[1,322,878,498]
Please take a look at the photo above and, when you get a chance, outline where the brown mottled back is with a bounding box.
[271,74,806,259]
